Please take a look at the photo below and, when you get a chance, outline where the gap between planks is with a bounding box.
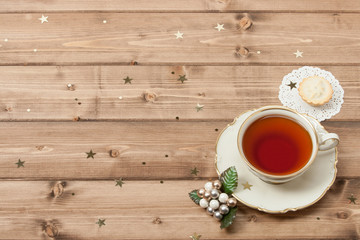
[0,176,358,181]
[2,62,360,67]
[2,10,360,14]
[0,119,357,123]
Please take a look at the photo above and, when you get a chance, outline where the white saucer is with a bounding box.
[215,110,337,213]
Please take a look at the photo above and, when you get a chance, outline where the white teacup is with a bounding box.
[237,106,339,184]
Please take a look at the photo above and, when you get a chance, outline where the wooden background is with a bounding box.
[0,1,359,239]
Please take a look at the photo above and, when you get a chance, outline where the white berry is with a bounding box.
[204,182,213,191]
[199,199,209,208]
[210,189,220,199]
[219,193,229,203]
[209,199,220,210]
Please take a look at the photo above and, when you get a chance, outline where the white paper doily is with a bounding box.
[279,66,344,122]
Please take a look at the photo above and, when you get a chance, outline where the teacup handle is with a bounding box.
[318,132,339,151]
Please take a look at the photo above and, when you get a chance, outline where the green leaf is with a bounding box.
[220,207,237,229]
[189,190,201,205]
[220,166,238,194]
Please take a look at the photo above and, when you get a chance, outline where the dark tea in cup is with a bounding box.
[237,106,339,184]
[242,116,313,176]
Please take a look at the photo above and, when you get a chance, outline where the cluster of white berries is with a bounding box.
[197,180,237,221]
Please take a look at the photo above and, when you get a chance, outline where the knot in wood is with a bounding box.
[36,145,45,151]
[130,60,138,65]
[44,223,58,238]
[337,211,349,219]
[4,106,12,112]
[143,91,157,103]
[51,182,65,198]
[73,116,81,121]
[67,84,75,91]
[235,46,249,57]
[109,149,120,158]
[239,16,252,30]
[248,215,257,222]
[152,217,162,224]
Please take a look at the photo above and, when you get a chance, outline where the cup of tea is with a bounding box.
[237,106,339,184]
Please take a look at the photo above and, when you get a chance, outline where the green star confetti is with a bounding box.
[86,150,96,159]
[191,167,199,176]
[115,178,125,187]
[287,81,297,90]
[96,219,106,227]
[348,194,357,204]
[123,76,132,84]
[15,159,25,168]
[178,75,187,83]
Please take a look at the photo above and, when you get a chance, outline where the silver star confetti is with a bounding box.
[195,103,204,112]
[214,23,225,31]
[38,15,48,24]
[174,31,184,39]
[293,50,303,58]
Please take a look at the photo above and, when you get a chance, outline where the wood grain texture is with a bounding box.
[0,2,359,240]
[0,121,357,180]
[0,179,358,240]
[1,0,360,12]
[1,13,360,65]
[0,66,357,121]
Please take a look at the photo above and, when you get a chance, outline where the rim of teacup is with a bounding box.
[236,105,319,180]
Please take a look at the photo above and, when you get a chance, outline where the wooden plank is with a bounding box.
[1,0,360,12]
[1,13,360,64]
[0,66,358,121]
[0,121,357,180]
[0,179,358,239]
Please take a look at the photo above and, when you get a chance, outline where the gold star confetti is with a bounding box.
[287,81,297,90]
[86,150,96,159]
[123,76,132,84]
[174,30,184,39]
[293,50,303,58]
[115,178,125,187]
[178,75,187,83]
[15,159,25,168]
[214,23,225,31]
[348,195,357,204]
[190,233,202,240]
[242,181,253,190]
[96,219,106,227]
[38,15,48,23]
[195,103,204,112]
[190,167,199,176]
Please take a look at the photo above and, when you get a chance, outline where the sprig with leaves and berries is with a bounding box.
[188,166,238,229]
